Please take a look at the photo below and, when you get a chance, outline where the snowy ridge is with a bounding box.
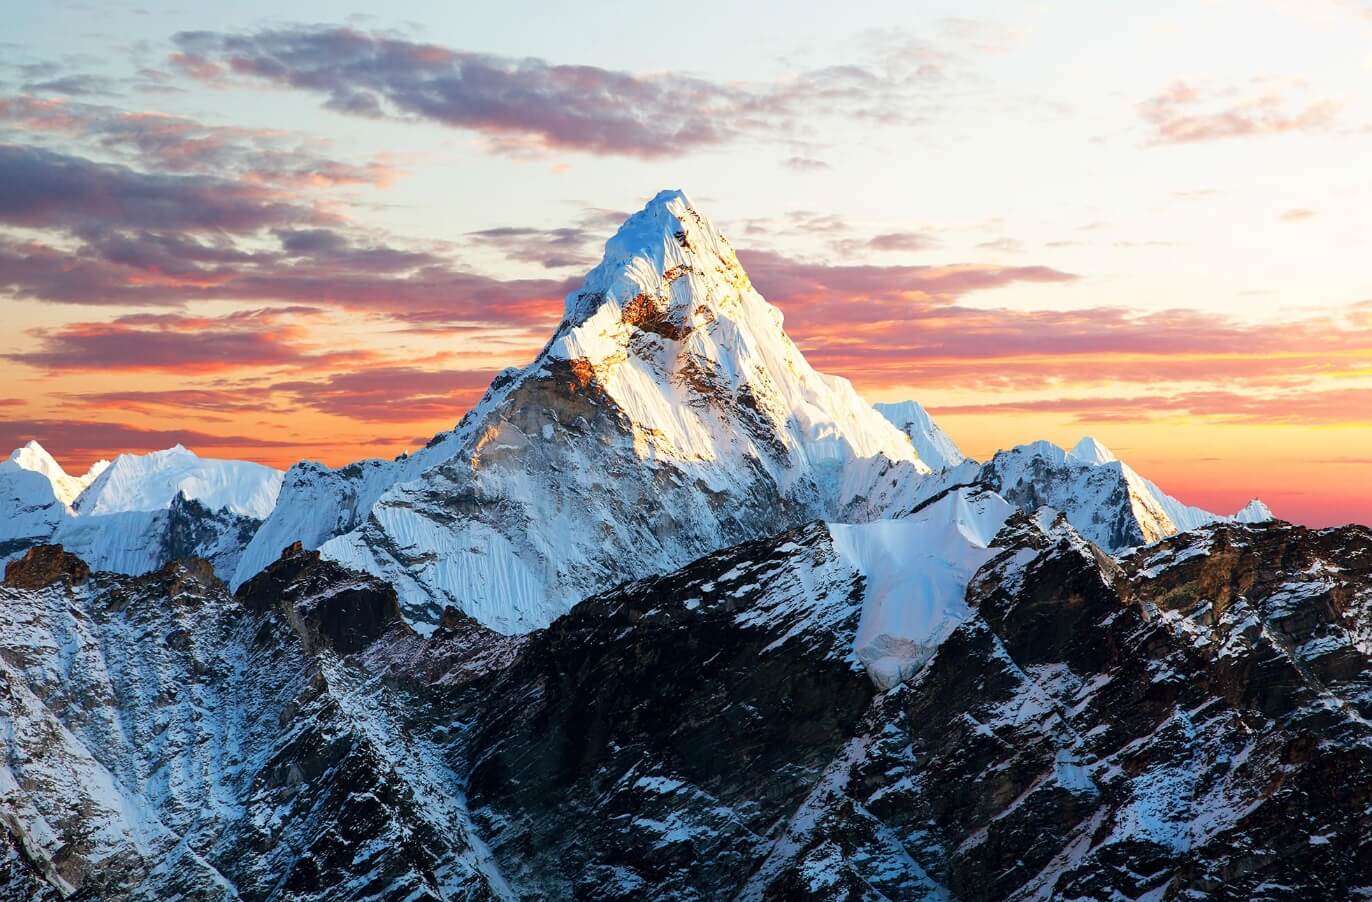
[74,444,281,518]
[874,400,967,471]
[231,389,499,589]
[0,458,67,560]
[1,442,283,581]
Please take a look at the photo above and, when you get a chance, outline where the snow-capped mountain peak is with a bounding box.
[251,189,938,632]
[873,400,968,471]
[9,439,64,477]
[541,188,922,473]
[7,440,108,507]
[1234,498,1275,523]
[979,438,1274,550]
[73,444,283,518]
[1067,435,1117,466]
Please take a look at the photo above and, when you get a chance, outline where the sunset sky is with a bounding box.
[3,0,1371,527]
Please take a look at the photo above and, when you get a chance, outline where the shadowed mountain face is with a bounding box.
[4,512,1371,899]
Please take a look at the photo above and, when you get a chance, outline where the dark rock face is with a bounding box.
[741,517,1372,898]
[979,449,1149,550]
[236,544,414,656]
[464,522,873,899]
[2,544,89,589]
[0,551,506,899]
[4,516,1372,899]
[164,489,263,579]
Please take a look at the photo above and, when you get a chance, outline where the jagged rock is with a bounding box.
[4,513,1371,899]
[2,544,89,590]
[740,518,1372,898]
[0,550,507,899]
[236,547,413,656]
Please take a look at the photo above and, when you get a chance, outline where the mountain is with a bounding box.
[7,440,107,508]
[976,436,1272,551]
[0,441,111,562]
[242,190,931,633]
[5,509,1370,898]
[874,399,967,470]
[72,443,280,518]
[0,443,284,581]
[863,410,1271,552]
[0,457,67,562]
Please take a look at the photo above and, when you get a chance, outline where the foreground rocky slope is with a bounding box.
[4,509,1370,898]
[0,545,509,898]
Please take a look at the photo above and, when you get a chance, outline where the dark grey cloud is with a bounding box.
[0,95,399,187]
[171,26,953,158]
[20,73,118,96]
[0,229,575,326]
[0,143,318,232]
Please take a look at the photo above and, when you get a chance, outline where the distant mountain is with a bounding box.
[73,444,280,519]
[8,440,107,508]
[874,400,967,471]
[977,436,1272,551]
[243,190,932,632]
[0,454,68,562]
[0,442,282,581]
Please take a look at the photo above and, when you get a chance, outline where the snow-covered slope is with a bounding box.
[49,493,262,581]
[980,436,1272,551]
[830,487,1013,689]
[74,444,281,518]
[873,400,967,471]
[252,190,930,632]
[7,441,108,508]
[232,426,478,589]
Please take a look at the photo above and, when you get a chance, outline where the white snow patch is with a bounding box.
[830,488,1013,689]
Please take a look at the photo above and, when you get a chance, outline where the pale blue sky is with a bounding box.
[9,0,1370,322]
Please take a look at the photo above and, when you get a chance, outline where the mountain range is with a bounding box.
[3,190,1363,900]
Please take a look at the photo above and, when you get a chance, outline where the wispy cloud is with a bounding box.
[0,95,400,187]
[934,387,1372,426]
[0,218,574,326]
[783,156,830,172]
[271,366,496,422]
[0,419,302,471]
[1138,81,1339,143]
[169,25,959,158]
[7,308,365,373]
